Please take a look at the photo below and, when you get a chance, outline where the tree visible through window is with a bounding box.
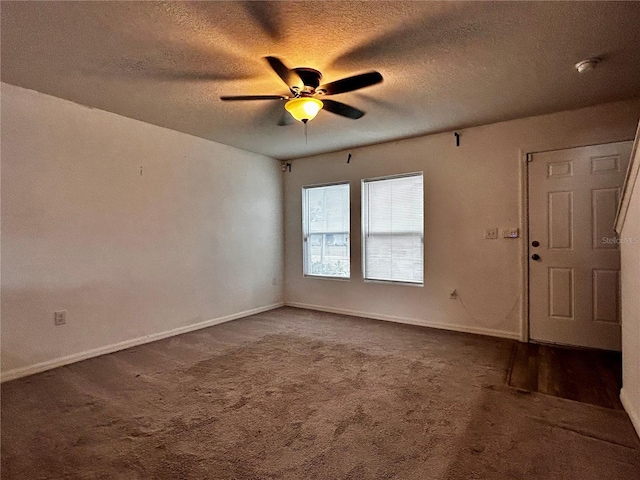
[302,183,350,278]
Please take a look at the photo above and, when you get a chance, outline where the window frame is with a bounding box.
[361,172,424,287]
[301,181,351,281]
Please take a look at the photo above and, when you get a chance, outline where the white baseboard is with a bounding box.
[620,388,640,438]
[285,302,520,340]
[0,302,284,383]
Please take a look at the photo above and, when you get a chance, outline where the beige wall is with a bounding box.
[284,98,640,338]
[619,128,640,436]
[1,83,284,380]
[2,81,638,386]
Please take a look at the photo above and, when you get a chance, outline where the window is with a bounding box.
[362,173,424,285]
[302,183,350,279]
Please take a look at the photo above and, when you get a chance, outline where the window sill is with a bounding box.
[364,279,424,287]
[303,274,351,282]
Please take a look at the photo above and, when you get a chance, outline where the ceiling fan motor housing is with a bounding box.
[293,67,323,92]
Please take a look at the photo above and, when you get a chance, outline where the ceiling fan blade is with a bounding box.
[264,56,303,91]
[220,95,288,101]
[319,71,383,96]
[322,99,365,119]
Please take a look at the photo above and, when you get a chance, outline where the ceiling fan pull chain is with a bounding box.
[304,121,308,144]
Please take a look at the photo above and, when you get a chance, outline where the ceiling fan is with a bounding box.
[220,56,383,124]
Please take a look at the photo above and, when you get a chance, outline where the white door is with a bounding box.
[529,141,632,351]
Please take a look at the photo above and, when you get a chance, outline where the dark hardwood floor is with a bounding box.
[508,342,623,410]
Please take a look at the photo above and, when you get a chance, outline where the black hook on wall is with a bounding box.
[454,132,460,147]
[347,153,352,164]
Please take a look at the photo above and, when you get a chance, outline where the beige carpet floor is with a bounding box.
[2,307,639,479]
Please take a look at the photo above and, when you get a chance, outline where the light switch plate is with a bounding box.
[485,228,498,239]
[502,228,519,238]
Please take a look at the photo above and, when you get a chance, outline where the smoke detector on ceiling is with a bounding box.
[575,58,601,73]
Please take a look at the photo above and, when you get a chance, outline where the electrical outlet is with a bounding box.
[272,277,277,286]
[449,289,458,299]
[485,228,498,240]
[54,310,67,326]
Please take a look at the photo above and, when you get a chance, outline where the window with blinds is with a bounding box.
[302,182,350,279]
[362,173,424,285]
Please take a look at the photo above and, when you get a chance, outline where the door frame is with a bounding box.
[520,149,530,343]
[520,141,634,345]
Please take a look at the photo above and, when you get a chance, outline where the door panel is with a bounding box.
[529,141,632,350]
[549,267,574,318]
[592,188,619,249]
[548,191,573,249]
[592,270,619,323]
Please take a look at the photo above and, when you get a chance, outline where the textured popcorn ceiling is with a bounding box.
[2,1,640,159]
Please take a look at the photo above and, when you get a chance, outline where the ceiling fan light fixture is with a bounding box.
[285,97,323,123]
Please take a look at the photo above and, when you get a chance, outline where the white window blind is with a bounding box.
[362,173,424,284]
[302,183,350,278]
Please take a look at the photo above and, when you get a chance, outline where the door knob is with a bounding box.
[531,254,541,261]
